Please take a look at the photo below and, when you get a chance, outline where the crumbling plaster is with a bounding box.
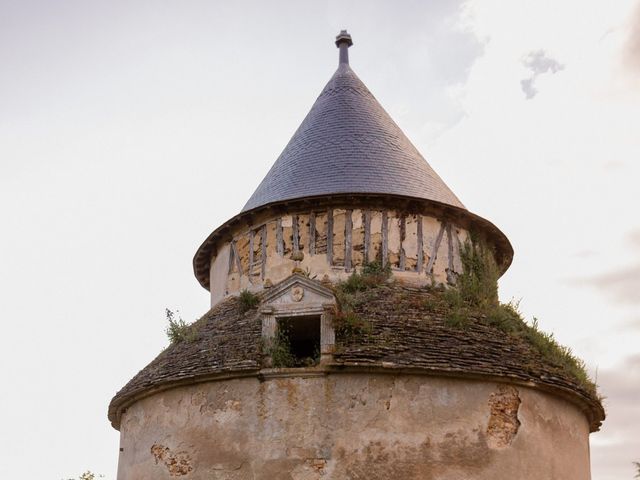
[117,374,591,480]
[209,208,470,306]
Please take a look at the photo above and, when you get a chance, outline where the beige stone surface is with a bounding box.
[369,210,383,263]
[403,214,419,271]
[332,209,346,267]
[209,208,471,307]
[117,374,591,480]
[351,209,365,267]
[209,243,230,306]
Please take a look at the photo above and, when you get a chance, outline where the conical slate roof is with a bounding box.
[242,35,464,212]
[193,32,514,288]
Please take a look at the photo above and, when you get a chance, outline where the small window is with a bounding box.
[277,315,321,367]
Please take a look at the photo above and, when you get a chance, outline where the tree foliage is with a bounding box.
[63,471,104,480]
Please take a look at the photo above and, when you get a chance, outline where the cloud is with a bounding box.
[623,317,640,330]
[440,3,640,476]
[602,159,627,170]
[624,1,640,74]
[591,354,640,479]
[569,229,640,305]
[627,229,640,249]
[581,264,640,304]
[571,249,599,259]
[520,50,564,98]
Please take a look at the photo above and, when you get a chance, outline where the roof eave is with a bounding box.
[192,193,514,291]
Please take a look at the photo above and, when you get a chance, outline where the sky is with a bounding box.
[0,0,638,478]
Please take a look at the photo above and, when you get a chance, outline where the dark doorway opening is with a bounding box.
[277,315,321,367]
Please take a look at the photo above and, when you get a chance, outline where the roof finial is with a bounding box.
[335,30,353,65]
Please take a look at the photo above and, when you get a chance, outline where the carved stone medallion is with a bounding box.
[291,285,304,302]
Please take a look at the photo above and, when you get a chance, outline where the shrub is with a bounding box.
[486,302,595,394]
[63,472,104,480]
[302,267,317,280]
[165,309,198,344]
[521,316,593,390]
[334,310,372,338]
[332,260,390,341]
[443,236,597,396]
[340,272,368,294]
[485,300,522,334]
[263,329,295,368]
[238,289,260,313]
[457,235,499,308]
[336,260,390,310]
[340,260,391,294]
[444,309,468,329]
[361,259,392,279]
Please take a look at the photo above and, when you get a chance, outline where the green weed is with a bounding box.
[443,236,597,396]
[165,309,198,344]
[238,289,260,314]
[263,329,295,368]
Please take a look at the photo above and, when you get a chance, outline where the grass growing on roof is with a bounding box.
[333,260,391,340]
[238,289,260,314]
[263,328,296,368]
[165,309,198,344]
[444,234,597,396]
[339,259,392,294]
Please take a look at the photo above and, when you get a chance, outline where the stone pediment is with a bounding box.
[261,274,335,310]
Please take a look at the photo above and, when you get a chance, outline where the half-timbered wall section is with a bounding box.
[209,207,471,306]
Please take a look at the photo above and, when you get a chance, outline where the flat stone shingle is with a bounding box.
[242,63,465,212]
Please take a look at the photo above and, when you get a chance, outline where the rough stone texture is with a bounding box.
[329,284,602,428]
[208,208,469,306]
[116,375,591,480]
[486,385,522,448]
[150,444,194,477]
[115,34,600,480]
[109,283,603,431]
[242,64,464,212]
[193,194,514,292]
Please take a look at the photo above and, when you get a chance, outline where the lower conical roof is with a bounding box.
[108,282,604,431]
[242,62,465,212]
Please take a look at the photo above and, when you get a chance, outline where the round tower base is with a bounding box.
[116,372,591,480]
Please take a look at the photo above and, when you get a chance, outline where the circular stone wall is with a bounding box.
[207,207,473,307]
[116,373,591,480]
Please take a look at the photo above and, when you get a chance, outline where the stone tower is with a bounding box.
[109,32,604,479]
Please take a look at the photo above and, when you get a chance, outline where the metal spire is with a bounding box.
[335,30,353,65]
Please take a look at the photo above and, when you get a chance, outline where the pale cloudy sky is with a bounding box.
[0,1,638,479]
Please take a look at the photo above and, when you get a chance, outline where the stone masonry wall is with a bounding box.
[117,374,592,480]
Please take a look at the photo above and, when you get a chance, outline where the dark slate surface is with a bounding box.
[109,283,603,431]
[242,64,465,212]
